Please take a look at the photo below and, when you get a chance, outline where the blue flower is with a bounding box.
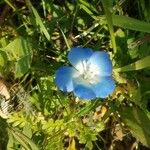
[55,47,115,100]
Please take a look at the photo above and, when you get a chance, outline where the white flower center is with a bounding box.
[76,60,100,84]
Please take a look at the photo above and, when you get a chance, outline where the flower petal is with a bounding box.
[88,51,112,76]
[74,84,96,99]
[91,76,115,98]
[72,77,96,99]
[55,66,77,92]
[68,47,93,70]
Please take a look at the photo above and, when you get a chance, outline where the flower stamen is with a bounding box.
[80,60,99,84]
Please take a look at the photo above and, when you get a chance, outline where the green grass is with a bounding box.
[0,0,150,149]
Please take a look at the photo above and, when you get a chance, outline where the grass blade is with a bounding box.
[4,0,16,11]
[101,0,117,53]
[25,0,50,41]
[112,15,150,33]
[114,55,150,72]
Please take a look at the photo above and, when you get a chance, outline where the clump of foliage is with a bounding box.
[0,0,150,149]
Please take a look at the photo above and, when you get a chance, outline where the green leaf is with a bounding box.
[79,0,98,14]
[9,127,39,150]
[4,37,32,61]
[0,50,7,67]
[112,15,150,33]
[23,124,32,139]
[114,55,150,72]
[79,127,97,150]
[80,4,97,20]
[0,36,9,47]
[15,55,32,78]
[3,37,32,77]
[101,0,117,53]
[9,129,30,150]
[139,0,150,22]
[7,131,16,150]
[119,106,150,147]
[0,118,8,150]
[101,0,113,10]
